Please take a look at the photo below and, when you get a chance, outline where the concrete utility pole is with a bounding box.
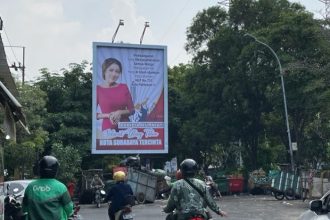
[319,0,330,19]
[0,17,3,30]
[5,46,26,85]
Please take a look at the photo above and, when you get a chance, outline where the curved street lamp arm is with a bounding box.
[244,33,294,172]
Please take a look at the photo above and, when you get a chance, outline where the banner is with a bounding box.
[92,43,168,154]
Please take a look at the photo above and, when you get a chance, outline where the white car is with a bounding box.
[299,190,330,220]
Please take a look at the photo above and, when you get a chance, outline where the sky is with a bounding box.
[0,0,326,82]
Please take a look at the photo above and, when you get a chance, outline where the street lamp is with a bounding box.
[112,19,124,43]
[245,33,294,172]
[140,22,150,44]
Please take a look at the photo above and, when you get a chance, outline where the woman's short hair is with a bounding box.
[102,57,122,79]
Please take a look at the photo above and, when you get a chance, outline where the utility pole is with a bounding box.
[5,46,26,85]
[319,0,330,19]
[0,17,3,30]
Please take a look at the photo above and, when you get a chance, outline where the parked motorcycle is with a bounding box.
[94,186,106,208]
[4,186,27,220]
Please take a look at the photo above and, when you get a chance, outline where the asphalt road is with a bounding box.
[78,194,311,220]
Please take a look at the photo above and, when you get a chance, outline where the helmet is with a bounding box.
[180,159,198,178]
[39,156,59,178]
[113,171,126,182]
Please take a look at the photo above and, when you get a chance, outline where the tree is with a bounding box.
[178,0,330,171]
[4,83,48,179]
[35,62,92,156]
[52,143,81,183]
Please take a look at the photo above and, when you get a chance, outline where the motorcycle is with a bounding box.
[68,203,82,220]
[94,186,106,208]
[114,205,134,220]
[188,216,206,220]
[205,181,221,200]
[165,211,206,220]
[4,190,27,220]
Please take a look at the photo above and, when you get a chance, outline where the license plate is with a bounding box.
[122,213,133,219]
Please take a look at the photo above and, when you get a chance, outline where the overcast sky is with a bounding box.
[0,0,325,82]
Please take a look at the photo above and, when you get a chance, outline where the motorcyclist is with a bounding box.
[107,171,134,220]
[22,155,74,220]
[163,159,227,220]
[90,173,105,189]
[203,171,222,199]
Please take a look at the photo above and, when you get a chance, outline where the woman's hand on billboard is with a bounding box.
[109,111,122,124]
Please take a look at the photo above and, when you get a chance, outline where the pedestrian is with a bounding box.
[67,178,76,199]
[22,155,74,220]
[163,158,227,220]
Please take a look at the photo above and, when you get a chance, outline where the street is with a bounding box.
[79,194,310,220]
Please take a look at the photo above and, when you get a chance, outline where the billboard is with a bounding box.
[92,43,168,154]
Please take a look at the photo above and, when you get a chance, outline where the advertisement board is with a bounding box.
[92,43,168,154]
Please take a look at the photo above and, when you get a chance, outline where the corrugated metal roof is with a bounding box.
[0,33,29,138]
[0,34,18,96]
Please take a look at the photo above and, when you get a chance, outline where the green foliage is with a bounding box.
[4,84,49,179]
[51,143,81,183]
[173,0,330,171]
[5,0,330,180]
[35,61,92,158]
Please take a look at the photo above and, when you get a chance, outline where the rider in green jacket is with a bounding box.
[163,159,227,220]
[23,156,73,220]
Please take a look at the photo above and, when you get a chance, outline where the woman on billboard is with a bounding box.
[96,58,134,131]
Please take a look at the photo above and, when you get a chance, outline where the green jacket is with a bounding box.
[163,178,221,220]
[23,178,73,220]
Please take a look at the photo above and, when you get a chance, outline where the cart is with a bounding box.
[126,167,157,204]
[270,171,303,200]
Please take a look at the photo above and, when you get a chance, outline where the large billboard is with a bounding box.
[92,43,168,154]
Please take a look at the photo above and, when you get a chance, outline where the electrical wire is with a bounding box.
[3,26,20,66]
[159,0,192,42]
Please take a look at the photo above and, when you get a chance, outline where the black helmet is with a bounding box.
[180,159,198,178]
[39,156,59,178]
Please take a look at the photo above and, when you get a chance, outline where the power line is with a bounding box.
[319,0,330,19]
[159,0,192,42]
[3,27,20,65]
[2,25,26,84]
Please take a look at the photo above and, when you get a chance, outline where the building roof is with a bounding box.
[0,34,18,96]
[0,33,29,139]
